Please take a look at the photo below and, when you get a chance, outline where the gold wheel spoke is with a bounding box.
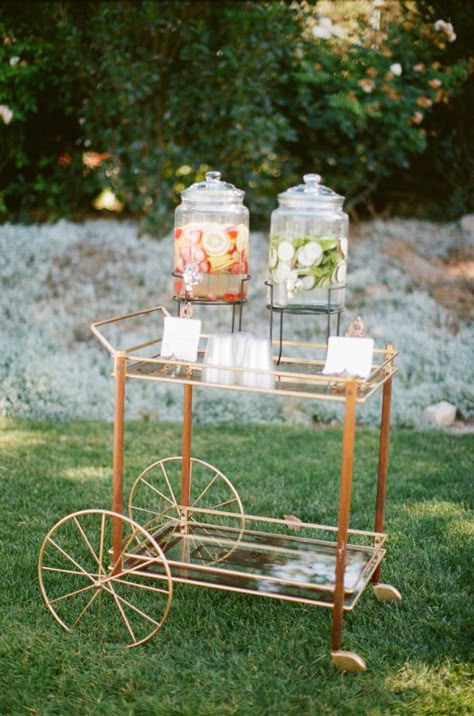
[142,476,176,507]
[203,496,239,511]
[103,582,161,627]
[98,512,106,578]
[131,505,164,518]
[105,582,137,642]
[160,464,178,507]
[42,566,95,578]
[48,581,99,605]
[47,537,97,584]
[110,554,161,580]
[72,516,101,571]
[192,474,218,507]
[111,576,170,596]
[71,588,101,629]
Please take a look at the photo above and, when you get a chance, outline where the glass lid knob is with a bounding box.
[206,171,222,182]
[303,174,321,191]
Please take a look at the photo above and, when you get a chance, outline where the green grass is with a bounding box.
[0,417,473,715]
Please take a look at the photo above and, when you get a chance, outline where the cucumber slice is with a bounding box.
[333,262,347,283]
[269,247,278,268]
[272,262,291,283]
[295,246,313,268]
[302,241,323,264]
[277,241,295,262]
[301,274,316,290]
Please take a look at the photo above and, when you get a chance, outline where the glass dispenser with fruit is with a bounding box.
[268,174,348,308]
[173,171,249,302]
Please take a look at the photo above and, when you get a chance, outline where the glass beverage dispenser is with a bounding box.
[174,171,249,302]
[268,174,348,308]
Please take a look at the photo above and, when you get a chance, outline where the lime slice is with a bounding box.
[318,238,338,251]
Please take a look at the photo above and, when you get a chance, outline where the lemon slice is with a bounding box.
[236,225,249,253]
[202,228,231,257]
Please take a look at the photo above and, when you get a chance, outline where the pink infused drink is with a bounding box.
[173,172,249,302]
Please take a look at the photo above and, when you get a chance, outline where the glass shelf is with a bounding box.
[125,510,386,611]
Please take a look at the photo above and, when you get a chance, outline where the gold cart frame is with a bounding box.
[39,305,400,672]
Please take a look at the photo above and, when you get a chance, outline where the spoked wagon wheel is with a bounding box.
[128,456,245,564]
[38,509,173,648]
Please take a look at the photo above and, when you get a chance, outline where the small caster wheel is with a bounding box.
[331,650,367,672]
[373,583,402,602]
[38,509,173,648]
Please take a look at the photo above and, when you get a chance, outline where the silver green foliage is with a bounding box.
[0,218,472,428]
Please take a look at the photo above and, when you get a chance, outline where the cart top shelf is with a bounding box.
[91,305,398,404]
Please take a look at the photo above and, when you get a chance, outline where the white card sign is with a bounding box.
[322,336,374,379]
[161,317,201,362]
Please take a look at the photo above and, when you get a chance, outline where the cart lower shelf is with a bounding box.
[130,513,386,611]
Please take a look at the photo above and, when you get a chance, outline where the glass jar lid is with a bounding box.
[180,170,245,203]
[278,174,344,208]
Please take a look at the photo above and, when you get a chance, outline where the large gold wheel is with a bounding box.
[128,456,245,564]
[38,509,173,648]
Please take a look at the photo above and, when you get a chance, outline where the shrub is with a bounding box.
[285,1,473,217]
[0,1,472,226]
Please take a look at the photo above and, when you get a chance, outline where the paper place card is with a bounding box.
[160,316,201,362]
[322,336,374,379]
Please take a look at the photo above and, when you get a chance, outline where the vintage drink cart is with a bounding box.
[38,304,400,672]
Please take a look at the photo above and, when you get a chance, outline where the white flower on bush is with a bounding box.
[312,16,344,40]
[0,105,13,124]
[390,62,403,76]
[9,56,20,67]
[358,78,376,93]
[434,19,456,42]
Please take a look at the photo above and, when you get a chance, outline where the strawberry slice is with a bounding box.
[225,226,239,241]
[184,228,203,244]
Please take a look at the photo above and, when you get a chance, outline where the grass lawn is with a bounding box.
[0,417,472,715]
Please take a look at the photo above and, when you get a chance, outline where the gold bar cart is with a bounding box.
[38,305,401,671]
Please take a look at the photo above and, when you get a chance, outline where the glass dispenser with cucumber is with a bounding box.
[268,174,348,308]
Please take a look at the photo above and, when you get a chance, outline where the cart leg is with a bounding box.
[181,384,193,507]
[112,351,127,574]
[372,346,402,603]
[179,384,193,565]
[331,378,367,672]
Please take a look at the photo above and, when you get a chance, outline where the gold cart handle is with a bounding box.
[91,305,171,356]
